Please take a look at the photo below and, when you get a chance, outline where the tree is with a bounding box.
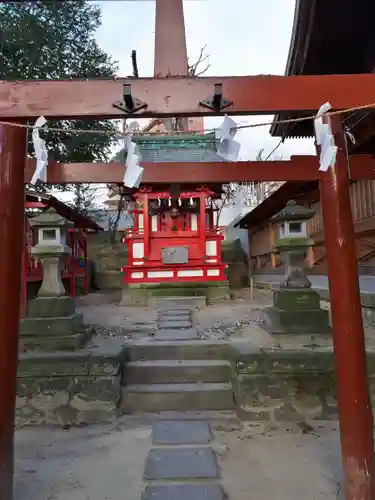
[69,184,100,217]
[0,0,119,192]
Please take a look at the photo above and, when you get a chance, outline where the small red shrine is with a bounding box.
[122,181,227,285]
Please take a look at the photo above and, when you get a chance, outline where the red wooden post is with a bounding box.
[319,115,375,499]
[199,193,206,258]
[0,122,27,500]
[143,193,150,259]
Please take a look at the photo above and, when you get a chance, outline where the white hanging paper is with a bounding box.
[30,116,48,184]
[126,141,137,166]
[123,154,144,188]
[319,145,338,172]
[314,102,332,146]
[133,167,144,189]
[215,115,237,141]
[217,138,241,161]
[123,134,132,152]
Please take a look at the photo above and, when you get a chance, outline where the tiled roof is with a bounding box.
[112,133,224,163]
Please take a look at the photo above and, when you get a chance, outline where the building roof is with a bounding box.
[113,133,224,164]
[234,181,318,230]
[271,0,375,143]
[25,190,103,232]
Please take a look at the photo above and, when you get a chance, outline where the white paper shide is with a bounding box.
[314,102,338,172]
[30,116,48,185]
[215,115,240,162]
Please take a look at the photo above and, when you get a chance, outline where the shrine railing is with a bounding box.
[20,215,88,318]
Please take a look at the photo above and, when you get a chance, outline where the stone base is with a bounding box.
[122,281,231,305]
[21,327,93,351]
[27,296,76,318]
[20,312,90,351]
[263,306,331,334]
[262,288,331,334]
[16,347,124,426]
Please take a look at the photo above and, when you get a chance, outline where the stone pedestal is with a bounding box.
[20,296,90,351]
[264,288,331,334]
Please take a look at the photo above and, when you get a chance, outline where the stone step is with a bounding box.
[124,359,232,385]
[157,320,192,329]
[149,296,207,309]
[155,328,198,340]
[126,340,231,361]
[120,382,235,412]
[144,447,219,480]
[142,484,226,500]
[158,309,193,316]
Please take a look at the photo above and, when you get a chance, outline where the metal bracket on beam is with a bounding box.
[199,83,233,112]
[112,84,147,114]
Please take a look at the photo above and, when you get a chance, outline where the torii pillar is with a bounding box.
[0,123,27,500]
[319,117,374,499]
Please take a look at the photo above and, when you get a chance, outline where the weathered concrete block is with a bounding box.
[120,382,235,412]
[152,421,212,445]
[125,359,232,385]
[142,484,226,500]
[20,312,84,337]
[155,328,199,340]
[144,447,219,480]
[27,296,76,318]
[157,320,192,329]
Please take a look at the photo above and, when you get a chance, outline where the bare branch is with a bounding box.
[188,44,210,76]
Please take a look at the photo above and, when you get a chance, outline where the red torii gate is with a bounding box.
[1,1,375,499]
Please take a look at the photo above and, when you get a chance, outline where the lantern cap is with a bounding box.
[272,200,315,223]
[29,208,73,228]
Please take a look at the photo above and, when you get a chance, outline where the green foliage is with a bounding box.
[0,0,119,191]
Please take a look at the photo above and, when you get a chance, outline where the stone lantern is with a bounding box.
[264,200,330,334]
[273,200,315,289]
[20,208,88,351]
[30,208,73,297]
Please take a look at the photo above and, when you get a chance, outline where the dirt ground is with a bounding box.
[15,419,343,500]
[77,289,275,346]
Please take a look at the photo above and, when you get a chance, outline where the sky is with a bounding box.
[93,0,315,160]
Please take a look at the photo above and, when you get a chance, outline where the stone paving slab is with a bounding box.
[158,320,192,329]
[152,421,212,445]
[144,447,219,480]
[154,328,198,340]
[142,484,225,500]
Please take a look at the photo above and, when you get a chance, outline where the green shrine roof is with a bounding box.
[112,133,224,163]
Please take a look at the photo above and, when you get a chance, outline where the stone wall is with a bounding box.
[231,346,375,422]
[317,288,375,328]
[16,350,123,426]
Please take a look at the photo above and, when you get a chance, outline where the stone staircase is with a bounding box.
[120,300,235,413]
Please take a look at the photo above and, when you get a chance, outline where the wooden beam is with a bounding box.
[3,74,375,120]
[23,154,375,184]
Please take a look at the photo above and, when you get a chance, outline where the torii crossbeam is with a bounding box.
[0,1,374,500]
